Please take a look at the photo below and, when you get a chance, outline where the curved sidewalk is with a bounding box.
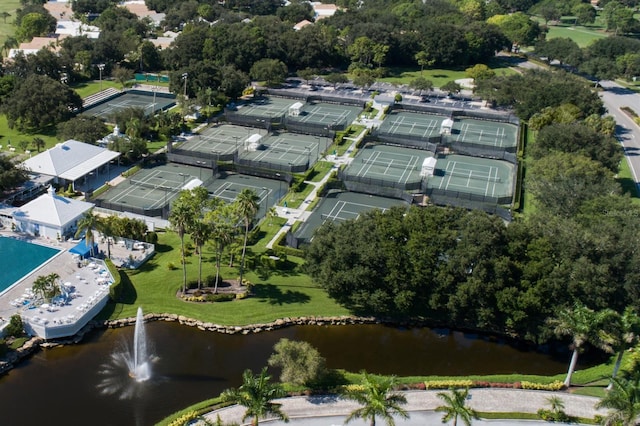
[203,388,606,425]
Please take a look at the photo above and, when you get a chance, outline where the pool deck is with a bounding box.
[0,230,134,339]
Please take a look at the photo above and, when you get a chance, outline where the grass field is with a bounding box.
[0,0,19,50]
[0,115,60,157]
[100,231,350,323]
[544,24,608,48]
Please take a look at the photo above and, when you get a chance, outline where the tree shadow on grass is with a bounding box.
[252,283,310,305]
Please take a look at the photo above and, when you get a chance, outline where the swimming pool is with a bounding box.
[0,237,61,294]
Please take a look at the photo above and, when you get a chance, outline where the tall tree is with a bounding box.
[608,308,640,390]
[221,367,288,426]
[549,303,617,387]
[342,371,408,426]
[205,200,237,293]
[235,188,259,287]
[189,219,210,290]
[268,339,326,386]
[596,373,640,426]
[169,192,197,295]
[435,388,479,426]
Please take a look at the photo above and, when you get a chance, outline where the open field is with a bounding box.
[544,24,607,48]
[0,0,19,49]
[0,115,59,157]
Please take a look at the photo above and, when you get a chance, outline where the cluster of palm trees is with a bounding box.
[168,186,259,294]
[220,368,479,426]
[74,209,149,259]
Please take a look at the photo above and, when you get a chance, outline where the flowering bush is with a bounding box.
[521,381,564,391]
[167,411,198,426]
[425,380,473,389]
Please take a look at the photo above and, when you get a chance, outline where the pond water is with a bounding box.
[0,322,576,426]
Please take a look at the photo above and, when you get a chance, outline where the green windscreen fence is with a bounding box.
[134,73,170,83]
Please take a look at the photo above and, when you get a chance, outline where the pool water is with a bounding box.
[0,237,61,293]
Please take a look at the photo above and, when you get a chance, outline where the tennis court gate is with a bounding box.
[224,108,280,130]
[424,190,512,221]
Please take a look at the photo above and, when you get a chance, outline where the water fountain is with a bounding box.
[98,307,156,399]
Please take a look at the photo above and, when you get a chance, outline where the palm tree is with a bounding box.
[31,137,45,153]
[235,188,259,286]
[169,196,196,295]
[596,372,640,426]
[221,367,288,426]
[32,273,60,302]
[189,218,210,290]
[435,388,478,426]
[608,307,640,390]
[549,302,617,388]
[342,371,409,426]
[206,201,236,293]
[75,210,101,258]
[2,36,16,56]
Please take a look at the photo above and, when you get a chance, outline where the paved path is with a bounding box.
[202,389,606,425]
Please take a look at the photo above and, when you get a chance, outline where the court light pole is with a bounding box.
[181,72,188,98]
[97,64,105,92]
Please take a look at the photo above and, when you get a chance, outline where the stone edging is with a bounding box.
[0,315,383,374]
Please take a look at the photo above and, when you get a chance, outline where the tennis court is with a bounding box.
[186,124,269,157]
[82,90,176,120]
[344,145,433,187]
[293,102,360,128]
[294,191,409,243]
[378,111,445,140]
[239,132,323,170]
[235,97,293,120]
[426,154,515,200]
[450,118,518,148]
[93,163,211,217]
[208,173,284,220]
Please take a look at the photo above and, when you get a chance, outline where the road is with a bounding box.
[599,80,640,191]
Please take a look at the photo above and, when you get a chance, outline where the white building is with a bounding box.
[55,20,100,39]
[22,140,121,192]
[12,186,94,239]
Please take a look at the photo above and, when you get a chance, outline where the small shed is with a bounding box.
[182,178,203,191]
[289,102,304,117]
[420,157,438,178]
[245,133,263,152]
[440,118,454,135]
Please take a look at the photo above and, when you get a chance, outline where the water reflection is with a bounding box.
[0,322,574,426]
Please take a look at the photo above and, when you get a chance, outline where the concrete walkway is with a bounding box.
[202,389,607,425]
[265,129,364,249]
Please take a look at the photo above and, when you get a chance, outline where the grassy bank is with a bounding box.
[0,0,19,48]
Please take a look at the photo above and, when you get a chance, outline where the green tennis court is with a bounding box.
[426,154,515,200]
[207,173,285,219]
[188,124,268,156]
[294,102,361,127]
[235,97,293,119]
[344,145,433,186]
[294,191,409,242]
[82,90,176,120]
[378,111,445,139]
[450,118,518,148]
[239,132,323,169]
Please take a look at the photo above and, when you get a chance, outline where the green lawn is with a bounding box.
[375,60,518,87]
[71,80,125,98]
[102,232,350,323]
[0,115,60,157]
[0,0,19,49]
[544,24,608,48]
[617,156,640,203]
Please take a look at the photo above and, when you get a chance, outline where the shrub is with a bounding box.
[236,291,248,299]
[145,232,158,244]
[425,380,473,389]
[184,295,205,303]
[167,262,177,270]
[4,315,24,338]
[106,259,123,302]
[167,411,199,426]
[205,293,235,302]
[537,409,570,422]
[521,381,564,391]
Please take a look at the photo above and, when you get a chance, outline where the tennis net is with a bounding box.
[269,146,311,156]
[130,179,182,192]
[361,158,418,170]
[446,169,501,182]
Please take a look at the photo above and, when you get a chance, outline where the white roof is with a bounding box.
[22,140,120,181]
[422,157,437,169]
[55,21,100,39]
[14,187,94,227]
[246,134,262,143]
[182,178,203,191]
[442,118,454,127]
[290,102,304,110]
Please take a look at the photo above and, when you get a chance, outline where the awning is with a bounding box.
[69,238,98,259]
